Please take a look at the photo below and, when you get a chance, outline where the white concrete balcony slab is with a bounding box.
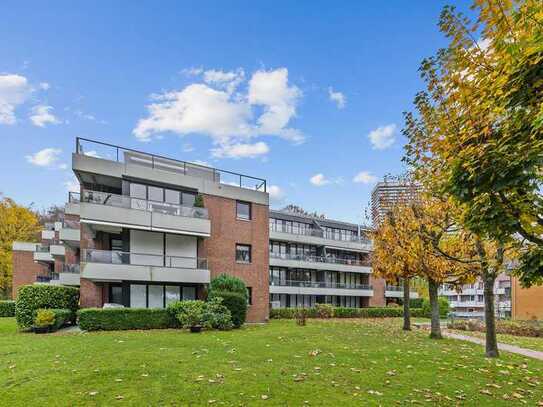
[79,190,211,237]
[269,252,372,273]
[269,229,372,252]
[41,230,55,240]
[269,281,373,297]
[50,244,65,257]
[59,227,80,243]
[384,286,419,299]
[33,246,54,262]
[81,249,210,284]
[450,300,485,308]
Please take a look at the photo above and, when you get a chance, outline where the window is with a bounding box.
[148,186,164,202]
[236,201,251,220]
[130,183,146,199]
[247,287,252,305]
[109,284,123,305]
[165,189,180,205]
[236,244,251,263]
[182,192,196,207]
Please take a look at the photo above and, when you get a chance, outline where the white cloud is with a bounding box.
[310,173,330,187]
[328,87,346,109]
[39,82,50,91]
[25,148,62,167]
[268,185,285,204]
[133,67,304,157]
[368,124,397,150]
[182,143,194,152]
[29,105,61,127]
[64,175,80,192]
[0,74,33,125]
[353,171,378,184]
[83,150,100,158]
[211,142,269,159]
[191,159,210,167]
[181,67,203,76]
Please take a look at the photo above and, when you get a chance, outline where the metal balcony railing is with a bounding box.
[62,264,80,274]
[81,190,209,219]
[68,191,81,203]
[82,249,208,269]
[76,137,267,192]
[269,224,372,245]
[270,279,372,290]
[269,251,370,267]
[385,285,403,292]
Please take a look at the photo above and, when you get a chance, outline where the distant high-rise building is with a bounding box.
[370,176,421,225]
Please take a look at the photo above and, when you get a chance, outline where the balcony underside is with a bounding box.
[384,290,419,299]
[79,202,211,237]
[59,228,80,244]
[269,230,371,253]
[269,257,371,274]
[269,285,373,297]
[81,262,210,284]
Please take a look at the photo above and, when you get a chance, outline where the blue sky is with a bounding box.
[0,0,473,224]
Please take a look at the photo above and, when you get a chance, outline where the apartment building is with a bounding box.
[13,138,270,322]
[370,177,421,225]
[268,209,418,308]
[439,273,512,318]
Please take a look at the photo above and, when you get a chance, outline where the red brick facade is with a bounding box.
[200,194,269,322]
[369,276,386,307]
[11,250,49,298]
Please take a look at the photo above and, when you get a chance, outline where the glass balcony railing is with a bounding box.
[269,224,372,245]
[81,190,209,219]
[63,219,80,229]
[82,249,208,269]
[269,251,370,267]
[270,279,372,290]
[35,245,50,253]
[68,191,81,203]
[62,264,80,274]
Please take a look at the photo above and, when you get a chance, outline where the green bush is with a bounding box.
[208,291,247,328]
[0,300,15,317]
[78,308,175,331]
[421,297,449,318]
[315,303,334,318]
[204,297,233,331]
[209,274,248,299]
[35,308,72,331]
[174,300,207,328]
[270,306,424,319]
[448,319,543,338]
[16,285,79,329]
[398,298,424,308]
[295,308,309,326]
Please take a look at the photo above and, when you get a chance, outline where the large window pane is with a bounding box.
[130,183,146,199]
[130,284,146,308]
[165,189,180,204]
[236,201,251,220]
[165,286,181,306]
[148,285,164,308]
[236,244,251,263]
[182,192,196,207]
[182,286,196,300]
[148,186,164,202]
[110,285,123,305]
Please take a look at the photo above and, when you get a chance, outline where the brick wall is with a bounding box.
[12,250,49,298]
[200,194,269,322]
[369,276,386,306]
[512,277,543,320]
[80,278,104,308]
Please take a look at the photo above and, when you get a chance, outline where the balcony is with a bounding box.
[81,249,210,284]
[59,220,80,244]
[269,252,372,274]
[33,245,53,262]
[269,224,372,252]
[269,279,373,297]
[41,230,55,240]
[79,190,211,237]
[50,244,66,257]
[384,285,419,299]
[57,264,81,286]
[449,300,485,308]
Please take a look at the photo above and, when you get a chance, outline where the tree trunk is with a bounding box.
[483,272,499,358]
[428,278,442,339]
[403,278,411,331]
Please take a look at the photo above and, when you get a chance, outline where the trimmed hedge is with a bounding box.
[398,298,424,308]
[209,274,248,299]
[0,300,15,317]
[270,307,425,319]
[208,291,247,328]
[16,285,79,329]
[50,309,73,331]
[79,308,176,331]
[421,297,449,318]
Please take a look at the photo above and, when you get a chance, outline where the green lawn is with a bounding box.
[1,317,543,406]
[449,329,543,353]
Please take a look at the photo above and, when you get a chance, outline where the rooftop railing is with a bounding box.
[81,190,209,219]
[270,279,372,290]
[269,223,372,245]
[269,251,370,267]
[76,137,267,192]
[82,249,208,269]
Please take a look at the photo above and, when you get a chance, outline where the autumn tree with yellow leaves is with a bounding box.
[0,196,41,299]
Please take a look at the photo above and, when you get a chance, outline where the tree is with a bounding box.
[0,196,41,299]
[404,0,543,286]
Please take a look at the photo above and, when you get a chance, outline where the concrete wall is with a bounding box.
[512,277,543,320]
[199,194,269,322]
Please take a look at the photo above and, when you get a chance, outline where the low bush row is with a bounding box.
[448,319,543,338]
[16,285,79,329]
[34,308,73,331]
[0,300,15,317]
[270,306,425,319]
[79,308,177,331]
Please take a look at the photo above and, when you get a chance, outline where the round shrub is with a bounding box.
[208,291,247,328]
[16,285,79,329]
[34,309,55,328]
[175,300,207,328]
[209,274,248,299]
[204,297,233,330]
[315,303,334,318]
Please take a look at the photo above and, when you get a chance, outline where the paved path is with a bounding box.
[443,331,543,361]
